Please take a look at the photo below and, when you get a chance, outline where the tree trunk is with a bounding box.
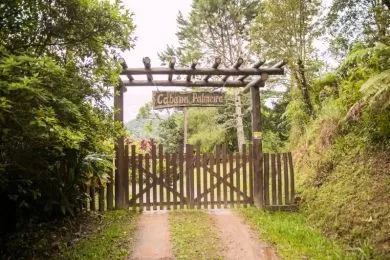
[234,92,245,153]
[295,59,313,116]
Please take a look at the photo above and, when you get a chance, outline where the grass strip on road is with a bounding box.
[169,210,223,260]
[238,207,357,259]
[59,210,139,260]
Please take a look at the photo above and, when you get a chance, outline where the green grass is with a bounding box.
[169,210,223,260]
[59,210,139,260]
[238,207,357,259]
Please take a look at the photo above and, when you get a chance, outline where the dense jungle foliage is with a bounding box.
[0,0,135,234]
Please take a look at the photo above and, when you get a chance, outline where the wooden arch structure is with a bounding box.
[111,57,286,209]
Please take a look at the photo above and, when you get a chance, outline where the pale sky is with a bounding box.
[120,0,192,122]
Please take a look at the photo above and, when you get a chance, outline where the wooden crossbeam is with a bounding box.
[193,165,251,203]
[239,74,267,95]
[222,57,244,82]
[168,58,176,81]
[121,79,252,87]
[143,57,153,81]
[186,62,197,82]
[121,66,283,77]
[237,60,265,81]
[204,57,222,82]
[128,168,187,204]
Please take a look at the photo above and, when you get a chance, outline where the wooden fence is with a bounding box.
[85,144,296,211]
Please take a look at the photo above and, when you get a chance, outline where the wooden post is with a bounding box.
[114,85,126,209]
[183,108,188,153]
[251,84,264,208]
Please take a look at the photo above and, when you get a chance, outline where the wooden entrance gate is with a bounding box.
[84,143,296,212]
[124,143,295,211]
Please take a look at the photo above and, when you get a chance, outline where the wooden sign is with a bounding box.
[152,91,226,109]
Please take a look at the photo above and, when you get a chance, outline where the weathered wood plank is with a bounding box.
[264,153,270,206]
[179,146,184,209]
[203,153,208,209]
[124,145,129,206]
[172,153,178,210]
[166,153,171,210]
[229,153,234,207]
[283,153,289,204]
[138,154,144,211]
[152,145,157,210]
[288,152,295,203]
[209,154,214,209]
[248,144,253,204]
[145,154,151,210]
[196,144,201,209]
[131,145,136,210]
[236,152,241,208]
[159,145,164,210]
[277,153,282,205]
[216,145,221,209]
[271,154,277,205]
[242,144,248,207]
[222,144,228,208]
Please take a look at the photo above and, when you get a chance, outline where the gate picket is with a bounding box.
[235,152,240,207]
[196,144,201,209]
[216,145,221,208]
[152,145,157,210]
[202,153,208,209]
[249,144,253,203]
[283,153,289,204]
[138,154,143,210]
[264,153,270,205]
[229,153,234,206]
[158,145,164,210]
[210,154,215,209]
[288,152,295,203]
[271,154,277,205]
[145,153,151,210]
[277,153,282,205]
[166,153,171,210]
[172,153,178,210]
[179,146,184,209]
[242,144,247,207]
[222,145,228,208]
[131,145,136,210]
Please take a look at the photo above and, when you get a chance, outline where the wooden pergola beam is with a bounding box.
[143,57,153,81]
[186,62,197,82]
[121,79,252,88]
[121,66,283,77]
[237,60,266,82]
[222,57,244,82]
[239,74,268,95]
[168,58,176,81]
[204,57,222,82]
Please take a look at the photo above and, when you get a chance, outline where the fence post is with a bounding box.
[251,84,264,208]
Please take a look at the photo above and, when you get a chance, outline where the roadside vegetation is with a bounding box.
[169,210,223,260]
[238,208,361,259]
[1,210,138,259]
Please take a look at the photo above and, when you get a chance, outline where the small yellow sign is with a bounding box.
[253,131,262,139]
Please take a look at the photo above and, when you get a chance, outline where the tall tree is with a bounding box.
[326,0,390,57]
[250,0,321,117]
[159,0,261,152]
[0,0,135,230]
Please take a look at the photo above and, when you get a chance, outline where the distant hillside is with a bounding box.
[125,118,161,140]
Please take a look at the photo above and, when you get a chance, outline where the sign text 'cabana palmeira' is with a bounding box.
[152,91,226,109]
